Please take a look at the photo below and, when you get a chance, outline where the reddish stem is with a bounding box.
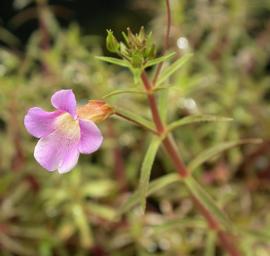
[192,196,240,256]
[191,196,219,230]
[152,0,172,85]
[162,136,188,177]
[140,71,241,256]
[217,231,241,256]
[37,1,50,51]
[37,0,51,75]
[141,73,164,133]
[142,72,188,176]
[140,1,241,254]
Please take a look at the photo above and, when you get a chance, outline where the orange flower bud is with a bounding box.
[77,100,114,123]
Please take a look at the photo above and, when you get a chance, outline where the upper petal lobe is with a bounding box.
[51,89,77,118]
[24,107,62,138]
[78,119,103,154]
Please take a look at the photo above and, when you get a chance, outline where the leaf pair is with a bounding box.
[118,138,261,231]
[96,51,175,70]
[98,52,193,100]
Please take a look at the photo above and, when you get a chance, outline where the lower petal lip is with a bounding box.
[34,112,81,173]
[34,128,81,173]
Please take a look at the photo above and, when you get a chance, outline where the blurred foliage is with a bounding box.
[0,0,270,255]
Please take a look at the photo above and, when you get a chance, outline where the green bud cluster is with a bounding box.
[106,27,156,69]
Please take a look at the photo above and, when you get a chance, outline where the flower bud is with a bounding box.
[131,52,144,67]
[77,100,114,123]
[106,30,120,53]
[119,42,129,57]
[105,28,156,69]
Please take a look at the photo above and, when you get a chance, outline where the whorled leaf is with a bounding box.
[0,27,20,46]
[158,89,169,123]
[103,88,145,99]
[184,176,231,230]
[95,56,130,67]
[118,173,180,215]
[188,139,262,173]
[114,107,157,134]
[86,202,116,221]
[144,52,175,68]
[71,204,93,248]
[150,217,207,234]
[0,233,34,256]
[157,53,193,86]
[204,231,217,256]
[103,85,169,99]
[167,114,233,132]
[138,137,161,212]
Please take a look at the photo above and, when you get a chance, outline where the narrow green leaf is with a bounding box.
[103,88,145,99]
[103,86,168,99]
[144,52,176,68]
[188,139,262,173]
[7,225,47,239]
[158,89,169,123]
[13,0,33,10]
[118,173,180,215]
[114,107,156,134]
[153,85,169,92]
[0,173,14,193]
[240,228,270,242]
[168,115,233,132]
[151,217,207,234]
[0,233,34,256]
[242,240,255,256]
[95,56,130,67]
[138,137,161,212]
[204,231,217,256]
[184,176,231,230]
[4,182,29,206]
[157,53,193,86]
[0,27,20,46]
[82,180,116,198]
[147,173,180,195]
[86,202,116,221]
[72,204,93,248]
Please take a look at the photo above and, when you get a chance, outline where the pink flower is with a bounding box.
[24,89,103,173]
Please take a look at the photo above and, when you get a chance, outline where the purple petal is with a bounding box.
[58,147,80,174]
[78,119,103,154]
[51,89,77,117]
[24,107,62,138]
[34,129,80,173]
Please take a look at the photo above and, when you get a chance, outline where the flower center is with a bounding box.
[54,113,80,139]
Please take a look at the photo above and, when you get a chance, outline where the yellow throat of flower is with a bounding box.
[55,113,80,139]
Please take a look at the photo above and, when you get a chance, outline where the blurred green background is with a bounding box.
[0,0,270,255]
